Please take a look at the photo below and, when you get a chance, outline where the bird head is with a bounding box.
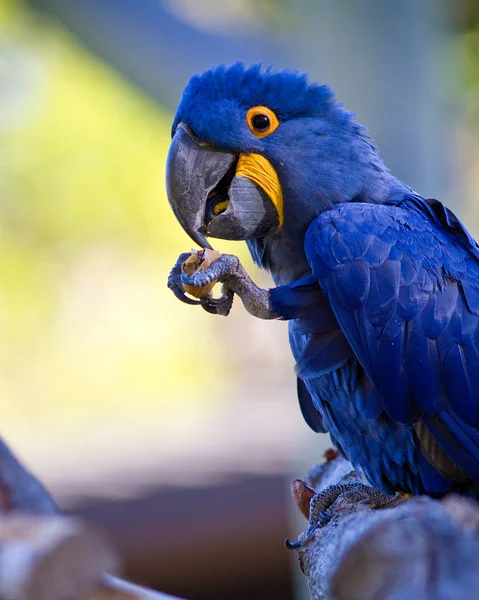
[166,63,385,258]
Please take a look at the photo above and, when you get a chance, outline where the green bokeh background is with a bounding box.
[0,0,260,436]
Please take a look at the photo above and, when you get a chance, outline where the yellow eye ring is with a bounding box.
[246,106,279,138]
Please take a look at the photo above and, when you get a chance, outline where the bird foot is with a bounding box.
[167,252,203,306]
[168,251,278,319]
[285,482,405,549]
[167,252,236,316]
[180,253,240,290]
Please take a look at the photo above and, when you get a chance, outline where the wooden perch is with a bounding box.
[0,436,182,600]
[289,453,479,600]
[0,513,117,600]
[99,575,181,599]
[0,514,180,600]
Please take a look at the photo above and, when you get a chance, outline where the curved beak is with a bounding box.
[166,124,235,248]
[166,124,282,246]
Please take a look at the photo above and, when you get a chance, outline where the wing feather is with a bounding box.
[305,196,479,480]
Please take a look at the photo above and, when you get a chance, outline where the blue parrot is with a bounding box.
[166,63,479,519]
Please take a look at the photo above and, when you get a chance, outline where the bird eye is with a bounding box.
[246,106,279,138]
[252,114,270,130]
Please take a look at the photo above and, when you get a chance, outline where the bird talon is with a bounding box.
[181,272,211,288]
[285,520,321,551]
[284,537,302,550]
[168,252,204,304]
[200,287,234,316]
[179,254,238,289]
[169,282,202,305]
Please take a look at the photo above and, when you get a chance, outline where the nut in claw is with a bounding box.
[181,248,222,298]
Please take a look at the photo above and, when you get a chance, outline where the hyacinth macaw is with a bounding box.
[166,63,479,533]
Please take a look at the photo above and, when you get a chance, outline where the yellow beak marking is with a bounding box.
[235,153,284,227]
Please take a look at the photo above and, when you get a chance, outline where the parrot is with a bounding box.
[165,63,479,543]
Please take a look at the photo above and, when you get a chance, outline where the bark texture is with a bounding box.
[291,455,479,600]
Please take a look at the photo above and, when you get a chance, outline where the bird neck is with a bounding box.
[247,168,412,286]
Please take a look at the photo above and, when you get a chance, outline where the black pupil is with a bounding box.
[252,113,270,131]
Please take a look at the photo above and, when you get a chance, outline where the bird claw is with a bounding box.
[200,286,234,316]
[167,252,202,306]
[286,482,401,550]
[284,520,321,550]
[180,253,240,288]
[284,537,303,550]
[169,252,240,312]
[168,251,276,320]
[180,271,209,288]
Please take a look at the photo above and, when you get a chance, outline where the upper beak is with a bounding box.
[166,124,235,248]
[166,124,281,247]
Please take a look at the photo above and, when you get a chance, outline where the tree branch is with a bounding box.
[290,454,479,600]
[0,436,183,599]
[0,437,58,515]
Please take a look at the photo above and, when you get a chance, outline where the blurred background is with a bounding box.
[0,0,478,598]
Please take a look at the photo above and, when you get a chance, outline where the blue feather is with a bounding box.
[424,412,479,480]
[333,261,370,310]
[462,282,479,316]
[297,378,325,433]
[301,196,479,487]
[405,320,446,415]
[295,330,351,379]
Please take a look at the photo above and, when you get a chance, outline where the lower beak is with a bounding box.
[166,124,281,247]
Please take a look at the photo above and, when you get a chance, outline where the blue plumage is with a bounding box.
[172,63,479,497]
[272,196,479,494]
